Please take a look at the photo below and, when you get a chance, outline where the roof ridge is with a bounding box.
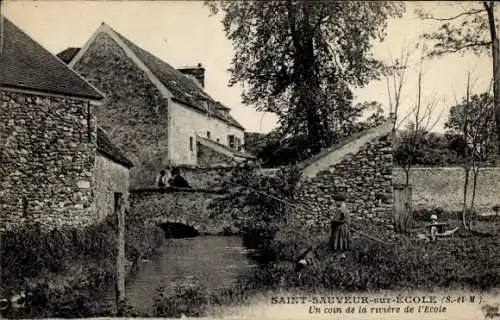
[1,16,104,100]
[298,119,394,170]
[96,23,245,130]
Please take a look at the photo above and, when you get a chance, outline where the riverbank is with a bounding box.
[0,213,164,318]
[152,216,500,318]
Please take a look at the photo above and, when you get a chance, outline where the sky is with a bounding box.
[2,1,493,134]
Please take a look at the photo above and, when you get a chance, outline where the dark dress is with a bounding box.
[329,205,351,251]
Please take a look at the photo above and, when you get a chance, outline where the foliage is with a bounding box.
[416,2,500,155]
[153,285,208,318]
[207,1,404,153]
[392,129,499,168]
[0,216,117,286]
[245,101,387,167]
[393,123,429,183]
[0,211,163,318]
[152,223,500,318]
[416,2,497,58]
[445,93,497,161]
[210,162,302,251]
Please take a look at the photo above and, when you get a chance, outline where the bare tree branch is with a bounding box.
[444,41,493,53]
[421,9,486,21]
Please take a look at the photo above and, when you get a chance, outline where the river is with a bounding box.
[107,235,258,315]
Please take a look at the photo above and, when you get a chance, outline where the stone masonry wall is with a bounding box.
[0,90,97,230]
[92,154,130,221]
[129,190,235,235]
[393,166,500,214]
[295,134,393,236]
[196,143,235,167]
[73,32,170,188]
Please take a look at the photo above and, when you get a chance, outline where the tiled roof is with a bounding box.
[106,25,245,130]
[56,47,81,64]
[0,17,103,100]
[97,127,134,168]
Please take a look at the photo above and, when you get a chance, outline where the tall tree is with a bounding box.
[445,87,496,229]
[416,2,500,154]
[393,45,442,185]
[207,1,405,154]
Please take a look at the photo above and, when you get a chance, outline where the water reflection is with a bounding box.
[118,235,257,315]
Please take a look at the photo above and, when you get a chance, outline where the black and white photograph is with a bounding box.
[1,1,499,319]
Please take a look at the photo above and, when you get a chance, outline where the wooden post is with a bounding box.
[392,183,413,233]
[114,193,125,313]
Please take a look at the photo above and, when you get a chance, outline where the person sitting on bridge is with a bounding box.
[168,167,191,189]
[157,169,170,188]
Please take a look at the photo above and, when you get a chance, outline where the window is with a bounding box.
[207,131,211,139]
[189,136,194,152]
[228,135,235,149]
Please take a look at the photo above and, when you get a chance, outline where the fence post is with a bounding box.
[393,183,413,233]
[114,193,126,313]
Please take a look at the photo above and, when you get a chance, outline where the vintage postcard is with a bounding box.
[0,1,499,319]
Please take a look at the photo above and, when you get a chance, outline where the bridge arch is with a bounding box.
[158,221,199,238]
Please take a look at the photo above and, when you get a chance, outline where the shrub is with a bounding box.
[0,210,162,318]
[1,215,117,286]
[153,285,208,318]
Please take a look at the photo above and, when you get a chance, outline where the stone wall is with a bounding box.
[73,32,170,188]
[295,134,393,236]
[144,166,233,189]
[393,166,500,214]
[92,153,130,221]
[129,190,234,235]
[196,143,235,167]
[0,90,97,230]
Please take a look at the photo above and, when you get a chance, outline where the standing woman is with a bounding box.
[329,193,351,253]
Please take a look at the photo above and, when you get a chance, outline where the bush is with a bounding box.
[0,211,163,318]
[153,285,208,318]
[1,215,118,286]
[247,234,500,292]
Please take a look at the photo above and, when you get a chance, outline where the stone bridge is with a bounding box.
[129,187,237,235]
[128,119,395,238]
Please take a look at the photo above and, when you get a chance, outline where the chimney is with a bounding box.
[177,63,205,88]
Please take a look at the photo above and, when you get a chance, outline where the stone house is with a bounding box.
[294,119,395,238]
[56,22,250,186]
[0,17,133,230]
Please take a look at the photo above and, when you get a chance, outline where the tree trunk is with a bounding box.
[404,166,410,185]
[469,164,480,229]
[461,165,471,230]
[485,1,500,155]
[494,39,500,155]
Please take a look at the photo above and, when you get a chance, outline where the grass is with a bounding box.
[0,211,164,318]
[152,215,500,318]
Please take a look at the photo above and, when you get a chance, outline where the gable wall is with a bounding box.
[169,99,245,165]
[294,134,394,237]
[73,32,170,188]
[0,91,97,230]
